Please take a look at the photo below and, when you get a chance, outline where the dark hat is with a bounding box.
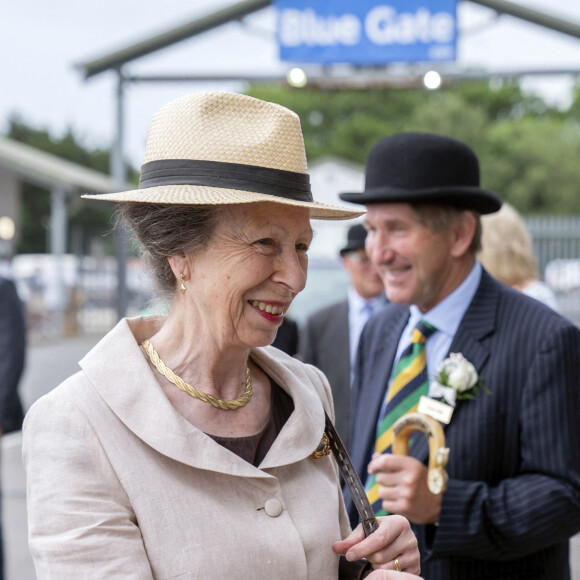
[340,224,367,255]
[339,132,502,214]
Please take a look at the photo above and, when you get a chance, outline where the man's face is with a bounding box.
[364,203,463,313]
[342,249,384,300]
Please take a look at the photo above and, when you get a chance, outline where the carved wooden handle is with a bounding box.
[392,412,450,494]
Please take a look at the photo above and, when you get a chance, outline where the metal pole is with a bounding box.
[111,69,129,320]
[50,186,67,334]
[468,0,580,41]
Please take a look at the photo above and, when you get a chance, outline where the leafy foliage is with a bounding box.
[7,118,136,254]
[6,80,580,256]
[247,81,580,213]
[9,119,108,172]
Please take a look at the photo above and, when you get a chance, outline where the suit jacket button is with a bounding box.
[264,498,283,517]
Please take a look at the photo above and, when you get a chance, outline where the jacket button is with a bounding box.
[264,498,283,517]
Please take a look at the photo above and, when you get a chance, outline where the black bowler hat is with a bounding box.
[340,224,367,255]
[339,132,502,214]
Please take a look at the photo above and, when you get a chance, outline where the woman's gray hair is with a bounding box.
[117,203,222,299]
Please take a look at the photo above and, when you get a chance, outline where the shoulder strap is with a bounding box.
[324,413,378,537]
[305,364,378,536]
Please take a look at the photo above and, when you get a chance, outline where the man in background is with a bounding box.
[299,223,385,446]
[341,131,580,579]
[0,268,26,580]
[271,316,299,357]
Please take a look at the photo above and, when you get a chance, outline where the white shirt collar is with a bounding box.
[408,260,482,339]
[347,286,385,314]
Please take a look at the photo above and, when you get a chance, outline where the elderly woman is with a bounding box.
[23,92,421,579]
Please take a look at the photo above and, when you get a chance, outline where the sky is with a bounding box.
[3,0,580,168]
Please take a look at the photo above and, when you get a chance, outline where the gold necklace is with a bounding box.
[141,339,253,410]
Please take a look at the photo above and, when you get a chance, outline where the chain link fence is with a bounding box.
[526,215,580,326]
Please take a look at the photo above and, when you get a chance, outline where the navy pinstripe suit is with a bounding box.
[347,270,580,579]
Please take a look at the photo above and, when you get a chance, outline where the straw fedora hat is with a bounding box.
[83,91,363,221]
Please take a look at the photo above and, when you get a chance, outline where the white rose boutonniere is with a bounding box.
[429,353,490,407]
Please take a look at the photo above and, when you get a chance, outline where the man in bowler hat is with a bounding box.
[299,223,385,447]
[341,131,580,579]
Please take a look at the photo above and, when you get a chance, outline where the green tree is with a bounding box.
[247,86,426,163]
[6,118,136,254]
[247,81,580,213]
[401,91,489,151]
[481,118,580,213]
[18,186,50,255]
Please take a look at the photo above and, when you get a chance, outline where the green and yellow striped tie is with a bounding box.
[366,319,437,515]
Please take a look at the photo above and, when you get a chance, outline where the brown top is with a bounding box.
[207,380,294,466]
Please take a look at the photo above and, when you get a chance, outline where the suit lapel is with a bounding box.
[365,306,409,425]
[410,271,498,464]
[350,305,409,475]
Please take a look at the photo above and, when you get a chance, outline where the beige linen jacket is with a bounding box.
[23,317,351,580]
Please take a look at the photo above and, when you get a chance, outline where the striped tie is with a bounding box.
[366,319,437,516]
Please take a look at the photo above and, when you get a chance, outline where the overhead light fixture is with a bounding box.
[287,67,308,88]
[0,216,15,241]
[423,70,442,90]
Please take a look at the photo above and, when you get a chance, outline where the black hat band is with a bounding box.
[139,159,313,202]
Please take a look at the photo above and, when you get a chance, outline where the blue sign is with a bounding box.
[275,0,457,64]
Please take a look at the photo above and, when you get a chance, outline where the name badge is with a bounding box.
[418,395,454,425]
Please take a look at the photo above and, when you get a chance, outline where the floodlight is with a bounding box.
[423,71,442,90]
[287,68,308,88]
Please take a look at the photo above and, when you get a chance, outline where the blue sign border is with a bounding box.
[276,0,457,64]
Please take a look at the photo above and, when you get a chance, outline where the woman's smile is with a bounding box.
[249,300,287,317]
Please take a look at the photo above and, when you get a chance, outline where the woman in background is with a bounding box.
[478,202,559,311]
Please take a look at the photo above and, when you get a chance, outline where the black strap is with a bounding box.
[139,159,313,202]
[325,412,379,537]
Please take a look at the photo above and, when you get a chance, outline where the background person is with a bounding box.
[23,92,421,579]
[0,267,26,580]
[340,131,580,579]
[271,315,300,357]
[478,201,560,311]
[299,223,385,447]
